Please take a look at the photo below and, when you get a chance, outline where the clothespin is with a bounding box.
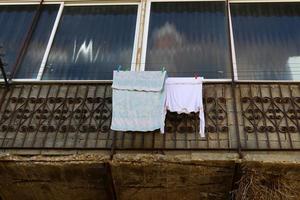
[161,66,165,73]
[194,73,198,79]
[117,65,122,72]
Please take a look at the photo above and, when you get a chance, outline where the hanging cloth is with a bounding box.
[165,77,205,137]
[111,71,167,133]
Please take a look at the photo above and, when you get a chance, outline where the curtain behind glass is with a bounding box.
[16,5,59,79]
[43,5,138,80]
[231,3,300,80]
[145,2,230,79]
[0,5,35,78]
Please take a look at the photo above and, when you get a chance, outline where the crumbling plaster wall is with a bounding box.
[0,151,300,200]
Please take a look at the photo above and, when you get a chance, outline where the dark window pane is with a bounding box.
[0,5,36,78]
[43,5,138,80]
[231,3,300,80]
[145,2,230,79]
[16,5,59,79]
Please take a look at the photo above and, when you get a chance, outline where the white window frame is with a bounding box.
[140,0,233,82]
[36,2,64,81]
[0,1,142,83]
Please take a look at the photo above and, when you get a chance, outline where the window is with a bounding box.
[42,5,138,80]
[144,1,231,79]
[0,5,59,79]
[17,5,59,79]
[231,2,300,80]
[5,1,300,82]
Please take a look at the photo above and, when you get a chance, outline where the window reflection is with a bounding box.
[287,56,300,80]
[231,3,300,80]
[16,5,58,79]
[72,40,99,63]
[0,5,35,78]
[43,5,137,80]
[145,2,230,79]
[0,5,58,79]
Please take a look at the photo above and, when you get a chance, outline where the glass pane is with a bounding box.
[231,3,300,80]
[0,5,36,78]
[145,2,230,79]
[16,5,59,79]
[43,5,138,80]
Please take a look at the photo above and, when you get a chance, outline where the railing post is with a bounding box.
[225,0,243,158]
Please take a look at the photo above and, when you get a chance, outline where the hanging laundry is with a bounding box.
[111,71,167,133]
[165,77,205,137]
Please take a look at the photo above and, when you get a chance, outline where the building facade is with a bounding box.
[1,0,300,199]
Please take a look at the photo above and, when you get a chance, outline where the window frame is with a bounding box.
[230,0,300,82]
[0,1,142,83]
[140,0,233,82]
[2,0,300,83]
[36,2,64,81]
[0,1,62,82]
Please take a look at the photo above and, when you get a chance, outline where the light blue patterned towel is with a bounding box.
[111,71,167,133]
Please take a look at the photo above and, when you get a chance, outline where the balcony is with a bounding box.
[0,82,300,152]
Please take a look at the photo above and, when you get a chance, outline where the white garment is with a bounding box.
[165,77,205,137]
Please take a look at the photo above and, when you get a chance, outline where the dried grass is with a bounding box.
[233,168,299,200]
